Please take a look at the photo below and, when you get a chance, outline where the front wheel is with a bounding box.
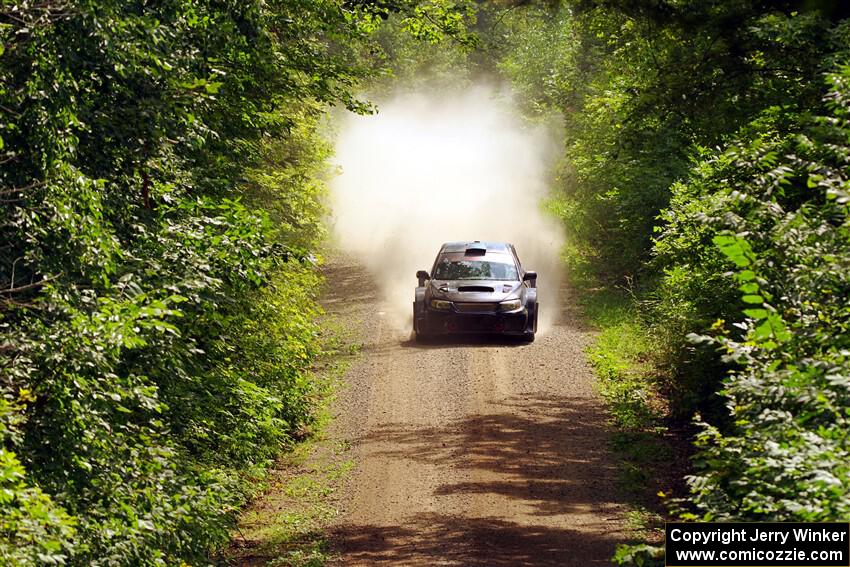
[413,301,431,342]
[522,302,538,342]
[412,301,419,335]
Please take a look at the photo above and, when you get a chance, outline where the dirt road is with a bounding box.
[321,257,627,566]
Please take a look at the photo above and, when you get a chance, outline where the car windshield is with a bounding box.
[433,256,519,281]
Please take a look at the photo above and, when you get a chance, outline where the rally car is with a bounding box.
[413,241,537,342]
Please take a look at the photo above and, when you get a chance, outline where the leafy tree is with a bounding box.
[680,68,850,521]
[496,0,847,282]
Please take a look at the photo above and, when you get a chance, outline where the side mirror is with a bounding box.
[523,271,537,282]
[416,270,430,287]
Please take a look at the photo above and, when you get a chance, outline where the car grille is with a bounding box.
[454,302,498,313]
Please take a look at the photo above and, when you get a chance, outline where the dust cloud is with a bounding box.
[329,85,565,333]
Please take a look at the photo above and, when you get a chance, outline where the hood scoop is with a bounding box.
[457,285,495,293]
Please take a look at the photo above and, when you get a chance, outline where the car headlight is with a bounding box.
[430,299,452,311]
[498,299,522,312]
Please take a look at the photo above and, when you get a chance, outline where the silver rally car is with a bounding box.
[413,241,538,342]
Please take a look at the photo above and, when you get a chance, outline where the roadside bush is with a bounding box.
[0,449,76,565]
[612,62,850,558]
[682,68,850,520]
[648,114,799,420]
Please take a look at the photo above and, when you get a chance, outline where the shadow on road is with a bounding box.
[320,261,381,312]
[332,395,625,564]
[361,395,618,517]
[332,513,618,566]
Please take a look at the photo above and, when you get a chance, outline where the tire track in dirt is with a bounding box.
[323,256,627,566]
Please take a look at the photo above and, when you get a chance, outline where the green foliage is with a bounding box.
[496,1,846,283]
[612,60,850,563]
[613,543,664,567]
[399,0,477,47]
[584,290,662,431]
[679,68,850,521]
[0,449,76,566]
[366,1,477,94]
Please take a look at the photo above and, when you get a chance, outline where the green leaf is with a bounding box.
[739,282,759,293]
[753,320,773,339]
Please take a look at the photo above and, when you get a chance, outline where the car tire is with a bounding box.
[412,302,420,335]
[521,302,538,343]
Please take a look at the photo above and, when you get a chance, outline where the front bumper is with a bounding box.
[416,308,530,335]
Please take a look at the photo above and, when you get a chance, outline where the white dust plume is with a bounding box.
[329,85,564,334]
